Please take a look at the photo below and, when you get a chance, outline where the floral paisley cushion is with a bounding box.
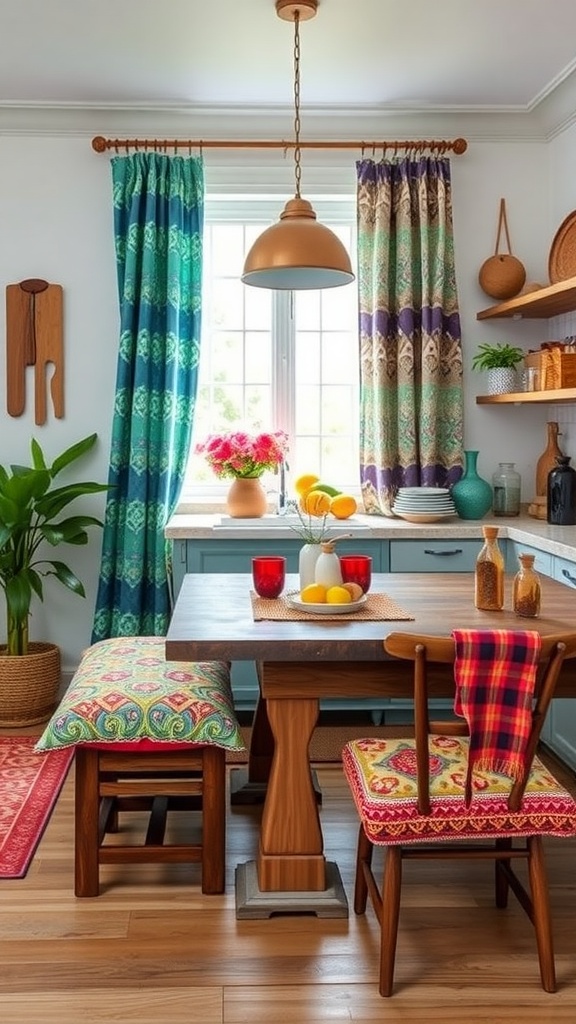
[35,637,245,753]
[342,735,576,844]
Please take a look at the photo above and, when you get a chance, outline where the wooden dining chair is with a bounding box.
[342,630,576,997]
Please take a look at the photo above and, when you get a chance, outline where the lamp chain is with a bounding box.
[293,10,302,199]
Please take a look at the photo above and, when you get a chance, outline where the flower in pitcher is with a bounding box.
[195,430,288,479]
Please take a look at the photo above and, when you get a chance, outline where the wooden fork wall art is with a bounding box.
[6,278,64,425]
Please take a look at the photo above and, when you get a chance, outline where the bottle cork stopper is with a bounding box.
[519,553,535,566]
[320,541,336,554]
[482,526,499,539]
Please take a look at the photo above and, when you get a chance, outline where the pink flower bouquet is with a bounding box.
[195,430,288,479]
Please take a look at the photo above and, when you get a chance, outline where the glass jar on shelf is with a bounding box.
[513,553,541,618]
[492,462,521,517]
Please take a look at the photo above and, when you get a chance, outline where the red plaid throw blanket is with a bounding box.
[452,629,541,805]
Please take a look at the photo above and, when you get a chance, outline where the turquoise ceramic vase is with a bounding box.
[451,450,493,520]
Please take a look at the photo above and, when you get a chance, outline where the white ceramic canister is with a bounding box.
[314,541,343,588]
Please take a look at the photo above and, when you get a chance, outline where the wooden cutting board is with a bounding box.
[6,279,64,424]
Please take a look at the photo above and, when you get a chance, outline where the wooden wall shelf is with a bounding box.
[476,388,576,405]
[477,276,576,320]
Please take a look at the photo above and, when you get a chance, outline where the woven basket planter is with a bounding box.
[0,642,61,727]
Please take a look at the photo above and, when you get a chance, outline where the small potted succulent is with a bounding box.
[471,341,525,395]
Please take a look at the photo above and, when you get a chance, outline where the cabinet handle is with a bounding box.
[561,568,576,587]
[423,548,463,556]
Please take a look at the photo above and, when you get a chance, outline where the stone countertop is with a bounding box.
[165,511,576,561]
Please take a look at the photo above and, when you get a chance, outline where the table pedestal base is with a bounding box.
[235,860,348,919]
[229,766,322,805]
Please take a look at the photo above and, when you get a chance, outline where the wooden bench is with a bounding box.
[35,637,245,897]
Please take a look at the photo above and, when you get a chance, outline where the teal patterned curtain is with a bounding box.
[92,152,204,640]
[357,157,464,516]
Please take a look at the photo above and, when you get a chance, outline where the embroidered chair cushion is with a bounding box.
[35,637,245,753]
[342,735,576,844]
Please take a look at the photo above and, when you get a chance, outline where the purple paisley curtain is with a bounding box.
[357,156,464,516]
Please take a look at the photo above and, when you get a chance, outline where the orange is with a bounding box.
[330,494,358,519]
[326,585,353,604]
[300,583,327,603]
[294,473,320,497]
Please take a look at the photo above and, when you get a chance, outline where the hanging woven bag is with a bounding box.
[478,198,526,300]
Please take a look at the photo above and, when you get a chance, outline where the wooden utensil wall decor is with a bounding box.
[6,279,64,425]
[478,198,526,300]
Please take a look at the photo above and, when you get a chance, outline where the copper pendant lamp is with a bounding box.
[241,0,355,291]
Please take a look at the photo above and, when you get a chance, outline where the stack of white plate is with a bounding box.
[392,486,457,523]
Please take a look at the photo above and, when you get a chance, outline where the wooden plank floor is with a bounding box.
[2,749,576,1022]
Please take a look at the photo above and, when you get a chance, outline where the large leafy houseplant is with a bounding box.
[0,433,109,656]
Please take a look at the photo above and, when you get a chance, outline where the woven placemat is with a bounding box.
[250,591,414,622]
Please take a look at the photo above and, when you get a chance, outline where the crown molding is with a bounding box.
[1,69,575,142]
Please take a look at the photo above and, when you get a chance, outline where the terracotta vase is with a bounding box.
[225,476,268,518]
[535,421,564,497]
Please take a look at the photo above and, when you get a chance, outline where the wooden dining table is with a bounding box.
[165,571,576,918]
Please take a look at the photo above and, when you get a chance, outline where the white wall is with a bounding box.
[546,121,576,459]
[0,130,570,671]
[0,138,119,670]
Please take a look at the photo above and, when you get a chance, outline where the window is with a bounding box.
[181,195,359,504]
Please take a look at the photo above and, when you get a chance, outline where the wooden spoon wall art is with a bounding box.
[6,278,64,424]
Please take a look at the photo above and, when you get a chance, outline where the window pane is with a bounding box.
[295,385,321,434]
[321,333,358,384]
[211,332,244,382]
[295,332,321,385]
[245,287,272,331]
[295,290,321,330]
[321,281,358,331]
[211,224,246,276]
[211,279,243,329]
[246,332,271,384]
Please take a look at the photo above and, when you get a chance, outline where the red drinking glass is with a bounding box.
[339,554,372,594]
[251,556,286,599]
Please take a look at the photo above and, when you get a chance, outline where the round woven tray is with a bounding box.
[548,209,576,283]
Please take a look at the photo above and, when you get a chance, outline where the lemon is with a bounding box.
[326,585,353,604]
[301,489,332,517]
[294,473,320,497]
[330,494,358,519]
[300,583,327,603]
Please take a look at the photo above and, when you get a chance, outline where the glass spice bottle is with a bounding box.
[513,553,541,618]
[474,525,504,611]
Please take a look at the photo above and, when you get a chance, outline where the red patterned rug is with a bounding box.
[0,736,74,879]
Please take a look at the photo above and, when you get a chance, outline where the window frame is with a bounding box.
[177,192,359,510]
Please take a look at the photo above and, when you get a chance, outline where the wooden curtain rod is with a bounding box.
[92,135,467,156]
